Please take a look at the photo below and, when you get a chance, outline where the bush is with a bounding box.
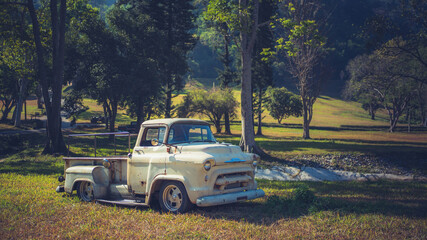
[265,87,303,124]
[292,185,315,204]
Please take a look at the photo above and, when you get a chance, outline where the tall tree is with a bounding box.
[205,0,267,153]
[199,3,239,134]
[345,42,419,132]
[148,0,196,118]
[72,8,127,133]
[108,0,162,127]
[27,0,67,153]
[252,0,275,136]
[0,1,34,126]
[263,0,328,139]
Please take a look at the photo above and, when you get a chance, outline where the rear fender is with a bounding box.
[64,165,109,199]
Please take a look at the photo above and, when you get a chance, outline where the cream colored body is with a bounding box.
[59,118,264,208]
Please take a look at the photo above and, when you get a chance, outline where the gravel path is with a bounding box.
[255,165,427,181]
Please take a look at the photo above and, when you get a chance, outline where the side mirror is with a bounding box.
[151,138,159,146]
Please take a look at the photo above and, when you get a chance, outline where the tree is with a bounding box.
[176,88,237,133]
[343,54,383,120]
[62,90,88,123]
[27,0,68,153]
[65,2,127,133]
[252,0,275,135]
[262,0,328,139]
[265,87,302,124]
[0,1,34,126]
[205,0,267,153]
[148,0,196,118]
[345,42,419,132]
[107,0,162,127]
[199,2,239,134]
[0,64,18,121]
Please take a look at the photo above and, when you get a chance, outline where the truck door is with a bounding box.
[128,126,167,195]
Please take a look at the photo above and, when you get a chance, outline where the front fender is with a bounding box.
[64,165,109,199]
[147,174,187,204]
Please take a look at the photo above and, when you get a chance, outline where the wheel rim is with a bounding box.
[79,182,94,201]
[162,184,183,212]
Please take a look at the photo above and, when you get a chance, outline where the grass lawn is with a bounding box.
[1,91,426,239]
[0,162,426,239]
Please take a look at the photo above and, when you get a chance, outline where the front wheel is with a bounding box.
[77,181,94,202]
[159,181,192,213]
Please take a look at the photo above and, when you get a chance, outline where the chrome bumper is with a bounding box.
[196,189,265,207]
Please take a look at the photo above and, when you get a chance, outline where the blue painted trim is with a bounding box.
[225,158,246,163]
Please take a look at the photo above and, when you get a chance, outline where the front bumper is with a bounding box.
[196,189,265,207]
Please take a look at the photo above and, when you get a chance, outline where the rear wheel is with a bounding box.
[159,181,192,213]
[77,181,94,202]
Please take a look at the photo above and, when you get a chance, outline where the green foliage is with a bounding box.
[176,88,237,133]
[107,0,163,123]
[344,38,423,131]
[147,0,197,117]
[265,87,302,124]
[62,90,89,120]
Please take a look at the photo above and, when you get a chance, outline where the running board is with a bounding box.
[96,199,148,207]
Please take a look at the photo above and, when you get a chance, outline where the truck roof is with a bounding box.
[141,118,209,127]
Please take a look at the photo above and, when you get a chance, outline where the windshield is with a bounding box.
[167,123,216,144]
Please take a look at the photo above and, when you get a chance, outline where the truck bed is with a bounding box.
[63,156,128,183]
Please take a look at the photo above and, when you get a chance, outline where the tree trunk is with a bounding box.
[407,109,411,132]
[1,99,15,121]
[224,112,231,134]
[33,0,67,154]
[14,77,29,127]
[36,84,43,109]
[136,102,145,128]
[165,87,172,118]
[369,103,375,120]
[240,50,257,152]
[103,101,109,129]
[214,119,222,133]
[109,101,117,133]
[256,88,263,136]
[239,0,262,154]
[302,98,310,139]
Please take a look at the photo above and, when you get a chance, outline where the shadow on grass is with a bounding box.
[261,122,427,132]
[0,160,63,175]
[256,138,427,154]
[87,180,427,226]
[193,181,427,225]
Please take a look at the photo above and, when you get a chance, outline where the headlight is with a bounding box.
[204,161,212,171]
[103,158,111,168]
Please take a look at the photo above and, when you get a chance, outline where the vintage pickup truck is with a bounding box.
[56,118,265,213]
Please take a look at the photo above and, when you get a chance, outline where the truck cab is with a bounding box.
[57,118,265,213]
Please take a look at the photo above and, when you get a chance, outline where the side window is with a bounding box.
[140,127,165,146]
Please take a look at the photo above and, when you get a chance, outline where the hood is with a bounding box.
[178,143,252,166]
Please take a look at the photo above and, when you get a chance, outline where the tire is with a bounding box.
[159,181,192,213]
[77,181,94,202]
